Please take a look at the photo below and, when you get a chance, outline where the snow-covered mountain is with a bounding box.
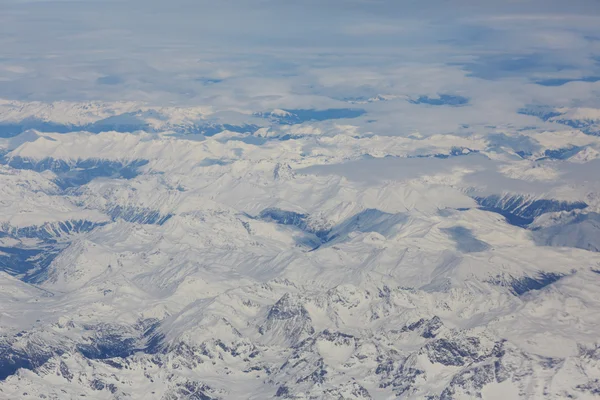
[0,95,599,400]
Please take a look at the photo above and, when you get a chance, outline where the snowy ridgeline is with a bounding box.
[0,101,599,399]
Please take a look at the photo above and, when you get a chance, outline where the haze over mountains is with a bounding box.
[1,0,600,399]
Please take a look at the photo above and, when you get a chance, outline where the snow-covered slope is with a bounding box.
[0,99,599,400]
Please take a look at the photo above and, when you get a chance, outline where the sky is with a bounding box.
[1,0,600,136]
